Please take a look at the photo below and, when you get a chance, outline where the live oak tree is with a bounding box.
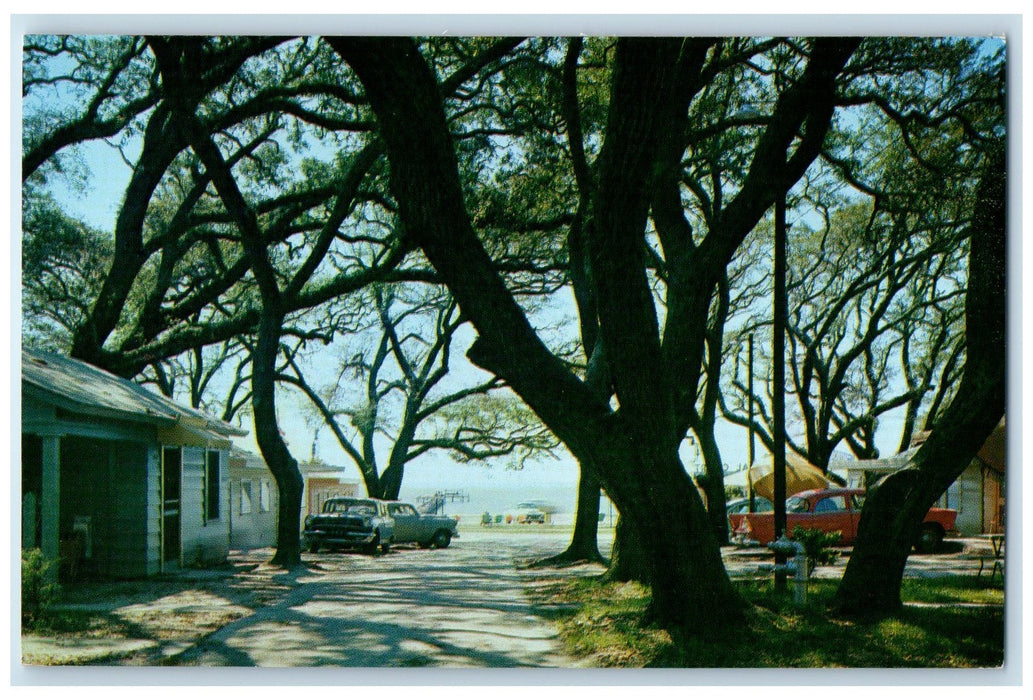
[720,41,1001,471]
[26,35,396,565]
[23,35,539,567]
[21,189,113,351]
[832,136,1005,614]
[721,200,971,468]
[328,35,859,630]
[528,36,613,567]
[144,37,533,566]
[147,36,405,566]
[280,285,559,501]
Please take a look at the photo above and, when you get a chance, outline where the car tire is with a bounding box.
[431,530,452,549]
[365,533,381,556]
[418,541,432,549]
[381,538,392,555]
[917,524,943,554]
[308,541,320,554]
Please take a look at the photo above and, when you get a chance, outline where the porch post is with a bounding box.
[40,435,60,579]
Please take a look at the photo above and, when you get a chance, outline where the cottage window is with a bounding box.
[259,480,270,512]
[205,450,221,522]
[240,481,253,515]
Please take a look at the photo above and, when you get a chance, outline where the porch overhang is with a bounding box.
[157,420,240,449]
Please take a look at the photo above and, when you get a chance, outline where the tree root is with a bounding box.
[527,550,610,569]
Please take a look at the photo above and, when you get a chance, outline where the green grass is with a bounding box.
[532,576,1004,668]
[900,576,1004,605]
[23,608,131,637]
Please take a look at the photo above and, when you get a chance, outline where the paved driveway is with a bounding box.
[174,529,602,667]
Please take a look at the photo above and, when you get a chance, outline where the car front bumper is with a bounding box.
[303,529,378,546]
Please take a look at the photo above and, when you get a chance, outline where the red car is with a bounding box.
[728,488,957,552]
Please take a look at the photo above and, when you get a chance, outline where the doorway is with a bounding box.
[162,447,181,568]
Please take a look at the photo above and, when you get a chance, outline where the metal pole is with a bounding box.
[773,193,788,592]
[748,333,756,512]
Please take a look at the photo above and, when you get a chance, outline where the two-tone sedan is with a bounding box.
[385,501,459,549]
[728,488,957,552]
[303,497,395,555]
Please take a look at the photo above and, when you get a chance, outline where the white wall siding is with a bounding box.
[179,448,230,565]
[144,443,162,576]
[228,475,278,550]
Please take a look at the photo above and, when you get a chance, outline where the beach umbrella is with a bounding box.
[748,453,831,502]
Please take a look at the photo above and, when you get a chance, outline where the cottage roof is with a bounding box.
[22,349,246,441]
[827,447,921,474]
[830,417,1006,476]
[976,417,1006,474]
[228,447,355,480]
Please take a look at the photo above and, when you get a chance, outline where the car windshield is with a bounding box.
[786,496,810,513]
[727,498,773,514]
[324,499,376,515]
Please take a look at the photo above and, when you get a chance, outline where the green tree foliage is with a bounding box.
[22,190,113,351]
[720,41,1002,470]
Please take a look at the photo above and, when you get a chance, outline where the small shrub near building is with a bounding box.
[21,548,60,630]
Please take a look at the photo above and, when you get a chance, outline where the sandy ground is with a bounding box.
[19,528,1002,668]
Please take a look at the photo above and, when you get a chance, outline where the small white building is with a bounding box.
[224,449,359,550]
[226,449,278,550]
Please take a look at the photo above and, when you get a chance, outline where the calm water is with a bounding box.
[397,482,617,527]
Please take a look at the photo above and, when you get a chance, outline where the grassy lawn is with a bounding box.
[531,575,1004,668]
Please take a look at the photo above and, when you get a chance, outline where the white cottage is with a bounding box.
[226,449,278,550]
[21,350,246,579]
[225,451,359,550]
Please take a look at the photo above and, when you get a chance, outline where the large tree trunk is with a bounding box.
[697,427,730,546]
[832,138,1006,615]
[532,466,606,567]
[252,309,305,568]
[329,36,746,633]
[565,469,605,562]
[605,515,650,584]
[611,449,741,627]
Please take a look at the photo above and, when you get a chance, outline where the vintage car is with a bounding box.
[385,501,459,549]
[303,497,394,555]
[726,496,774,515]
[506,502,548,524]
[728,487,957,552]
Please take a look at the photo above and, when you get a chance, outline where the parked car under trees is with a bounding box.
[728,488,957,552]
[385,501,459,549]
[303,497,394,555]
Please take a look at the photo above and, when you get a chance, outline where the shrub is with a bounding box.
[21,548,61,628]
[725,485,747,500]
[790,527,842,573]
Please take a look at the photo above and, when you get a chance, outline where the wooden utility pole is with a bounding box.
[773,193,788,592]
[748,333,756,512]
